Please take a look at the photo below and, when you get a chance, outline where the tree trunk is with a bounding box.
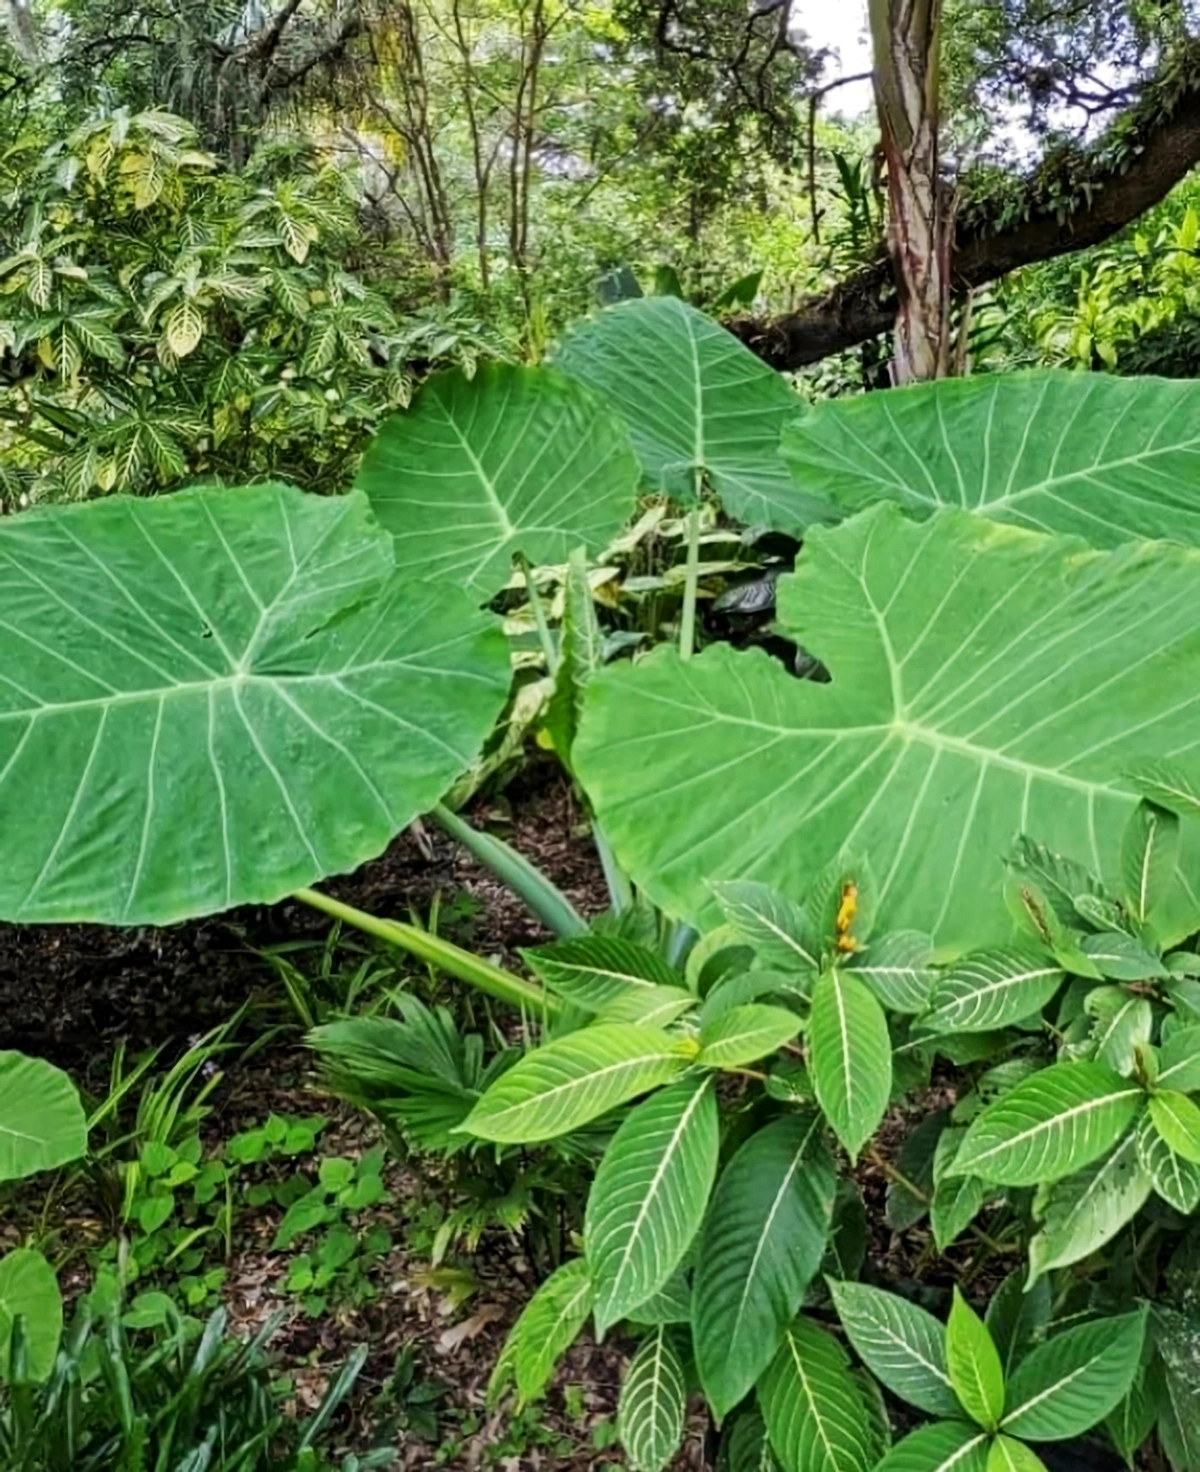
[869,0,951,383]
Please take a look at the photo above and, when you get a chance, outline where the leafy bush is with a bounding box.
[3,295,1200,1470]
[0,108,500,504]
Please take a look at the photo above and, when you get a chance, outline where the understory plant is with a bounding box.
[3,295,1200,1469]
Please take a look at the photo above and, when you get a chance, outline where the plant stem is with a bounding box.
[431,802,587,937]
[679,500,702,660]
[292,887,559,1016]
[518,552,559,676]
[592,819,633,915]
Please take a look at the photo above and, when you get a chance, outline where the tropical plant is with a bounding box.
[3,295,1200,1468]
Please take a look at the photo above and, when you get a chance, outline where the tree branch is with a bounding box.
[733,52,1200,370]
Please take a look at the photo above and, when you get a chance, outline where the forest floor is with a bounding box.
[0,758,1001,1470]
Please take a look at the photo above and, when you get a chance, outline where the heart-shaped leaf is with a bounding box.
[575,505,1200,951]
[0,1249,62,1383]
[555,297,833,529]
[781,371,1200,546]
[0,485,510,924]
[355,363,640,599]
[0,1052,87,1182]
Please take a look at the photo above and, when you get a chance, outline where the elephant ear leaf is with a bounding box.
[0,484,510,925]
[355,363,640,599]
[575,503,1200,949]
[780,371,1200,547]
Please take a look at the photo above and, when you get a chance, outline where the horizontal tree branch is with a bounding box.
[732,51,1200,371]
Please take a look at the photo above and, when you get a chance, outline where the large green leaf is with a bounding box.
[875,1422,990,1472]
[780,372,1200,547]
[0,1249,62,1384]
[698,1004,802,1068]
[847,931,937,1014]
[759,1317,875,1472]
[1136,1111,1200,1213]
[0,1051,87,1181]
[617,1327,687,1472]
[554,297,833,529]
[946,1290,1005,1430]
[828,1280,961,1419]
[523,936,683,1014]
[462,1023,694,1143]
[1001,1309,1147,1441]
[1149,1090,1200,1163]
[501,1257,594,1409]
[1027,1131,1152,1283]
[0,484,510,925]
[574,504,1200,951]
[921,948,1063,1034]
[693,1115,836,1420]
[809,969,892,1161]
[354,363,640,599]
[1157,1025,1200,1092]
[952,1062,1144,1186]
[587,1074,719,1336]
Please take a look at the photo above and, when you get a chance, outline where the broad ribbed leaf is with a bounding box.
[952,1062,1144,1186]
[1027,1132,1151,1285]
[1149,1090,1200,1163]
[554,296,833,528]
[988,1437,1048,1472]
[699,1004,801,1068]
[0,1052,87,1181]
[462,1024,693,1143]
[1121,800,1180,925]
[1128,759,1200,820]
[810,969,892,1161]
[931,1168,987,1251]
[1085,990,1153,1074]
[587,1074,719,1336]
[848,931,936,1014]
[575,504,1200,951]
[829,1280,960,1419]
[712,880,820,972]
[1157,1025,1200,1092]
[759,1317,874,1472]
[355,363,640,598]
[780,372,1200,546]
[618,1327,687,1472]
[506,1257,594,1408]
[1136,1111,1200,1212]
[0,485,509,925]
[694,1115,836,1420]
[921,948,1062,1034]
[1002,1309,1148,1440]
[0,1249,62,1383]
[1079,933,1167,982]
[875,1424,990,1472]
[627,1270,692,1327]
[523,936,683,1014]
[947,1290,1005,1430]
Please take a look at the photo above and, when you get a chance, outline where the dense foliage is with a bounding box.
[3,294,1200,1472]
